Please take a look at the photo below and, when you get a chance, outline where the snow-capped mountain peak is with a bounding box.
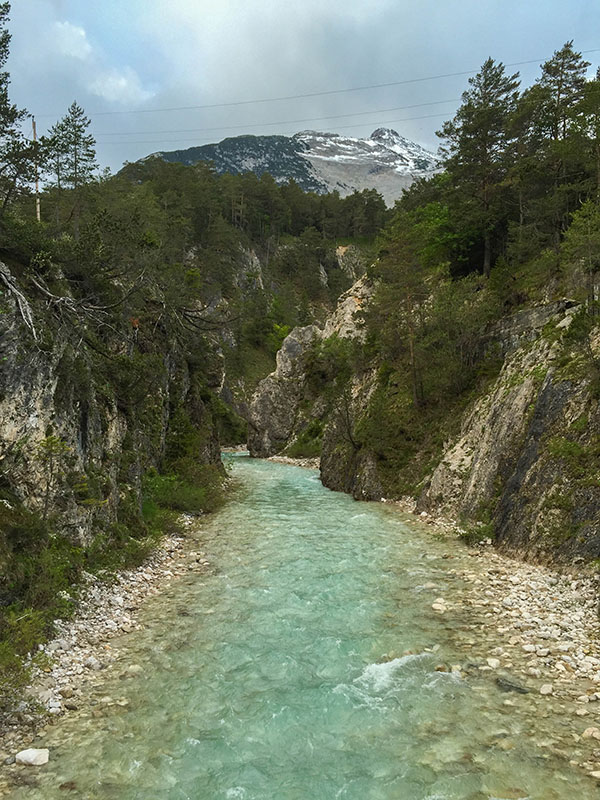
[149,128,440,206]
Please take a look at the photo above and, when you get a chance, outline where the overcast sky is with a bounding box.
[7,0,600,173]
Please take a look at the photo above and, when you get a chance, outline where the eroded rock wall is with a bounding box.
[247,278,372,459]
[247,325,321,457]
[418,302,600,561]
[0,262,222,544]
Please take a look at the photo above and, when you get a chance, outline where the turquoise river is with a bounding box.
[7,456,600,799]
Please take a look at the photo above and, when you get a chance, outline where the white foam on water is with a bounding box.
[226,788,247,799]
[357,653,429,692]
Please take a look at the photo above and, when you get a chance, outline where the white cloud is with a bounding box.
[53,21,92,60]
[46,18,155,108]
[89,66,154,105]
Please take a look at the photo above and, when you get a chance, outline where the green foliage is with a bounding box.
[37,435,71,520]
[0,499,81,708]
[547,435,585,464]
[437,58,520,276]
[305,334,354,396]
[206,392,247,446]
[286,419,323,458]
[143,466,223,515]
[458,521,495,545]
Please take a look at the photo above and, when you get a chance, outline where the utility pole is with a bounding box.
[32,116,41,222]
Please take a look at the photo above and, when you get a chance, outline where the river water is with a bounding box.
[8,456,600,799]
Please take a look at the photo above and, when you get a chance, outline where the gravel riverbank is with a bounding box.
[391,501,600,782]
[0,514,211,791]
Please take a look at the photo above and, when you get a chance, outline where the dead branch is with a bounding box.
[0,262,37,340]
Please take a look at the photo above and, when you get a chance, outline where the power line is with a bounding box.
[35,49,600,120]
[94,98,461,137]
[97,112,453,147]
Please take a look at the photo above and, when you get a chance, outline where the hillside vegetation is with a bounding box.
[249,43,600,561]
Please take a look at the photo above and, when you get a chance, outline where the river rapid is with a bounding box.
[7,456,600,799]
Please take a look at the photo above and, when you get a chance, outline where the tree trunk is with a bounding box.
[483,231,491,277]
[408,328,424,407]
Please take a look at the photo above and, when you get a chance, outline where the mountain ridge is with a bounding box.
[147,128,440,206]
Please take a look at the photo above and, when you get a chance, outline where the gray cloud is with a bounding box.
[7,0,600,173]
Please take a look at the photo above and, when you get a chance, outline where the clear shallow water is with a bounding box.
[8,457,599,799]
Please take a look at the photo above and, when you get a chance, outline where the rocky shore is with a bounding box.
[391,502,600,782]
[268,455,321,469]
[0,513,211,790]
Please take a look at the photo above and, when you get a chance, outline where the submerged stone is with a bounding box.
[15,749,49,766]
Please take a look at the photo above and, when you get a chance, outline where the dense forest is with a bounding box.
[0,3,385,699]
[297,41,600,499]
[0,0,599,708]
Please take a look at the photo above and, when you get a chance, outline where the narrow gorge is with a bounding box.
[1,7,600,796]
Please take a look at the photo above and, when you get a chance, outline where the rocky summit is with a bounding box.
[148,128,440,206]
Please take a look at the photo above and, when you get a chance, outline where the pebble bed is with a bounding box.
[398,500,600,783]
[0,514,211,791]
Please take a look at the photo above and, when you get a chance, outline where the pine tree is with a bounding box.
[512,43,593,250]
[41,117,69,228]
[537,41,590,142]
[574,68,600,196]
[437,59,520,276]
[0,2,37,215]
[43,118,69,191]
[61,101,97,191]
[46,102,97,237]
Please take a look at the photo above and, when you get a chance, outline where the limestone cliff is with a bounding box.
[251,286,600,563]
[247,325,321,457]
[0,261,222,545]
[419,301,600,561]
[247,278,372,460]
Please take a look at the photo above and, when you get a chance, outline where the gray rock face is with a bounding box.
[419,302,600,561]
[248,326,321,457]
[0,261,222,544]
[247,278,372,460]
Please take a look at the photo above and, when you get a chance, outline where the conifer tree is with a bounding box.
[0,2,37,216]
[437,59,520,276]
[537,41,590,142]
[513,43,592,249]
[574,68,600,196]
[61,101,97,191]
[46,102,97,237]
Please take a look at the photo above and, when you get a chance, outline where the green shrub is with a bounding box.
[143,464,224,515]
[458,521,495,545]
[286,419,323,458]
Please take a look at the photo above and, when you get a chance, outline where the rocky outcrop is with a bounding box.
[0,261,222,545]
[419,302,600,561]
[335,245,366,283]
[247,325,321,457]
[247,278,372,459]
